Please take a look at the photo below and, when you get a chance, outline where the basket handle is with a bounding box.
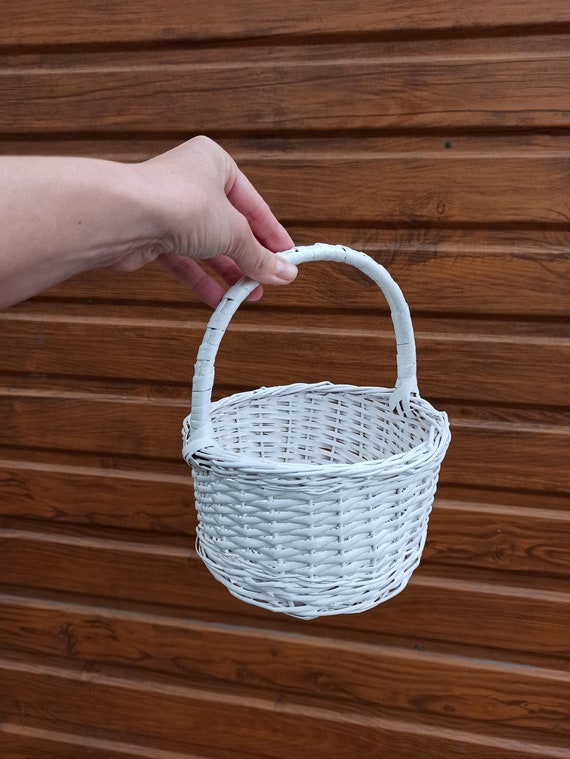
[186,243,418,455]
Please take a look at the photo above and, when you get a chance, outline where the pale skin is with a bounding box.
[0,135,298,310]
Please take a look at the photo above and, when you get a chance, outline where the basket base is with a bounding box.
[198,539,421,620]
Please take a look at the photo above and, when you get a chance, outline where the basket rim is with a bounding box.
[184,381,450,481]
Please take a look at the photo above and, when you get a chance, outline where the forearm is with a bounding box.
[0,156,160,309]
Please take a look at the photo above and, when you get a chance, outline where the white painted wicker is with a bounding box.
[182,243,451,620]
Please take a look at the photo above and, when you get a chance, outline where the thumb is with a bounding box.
[225,209,298,285]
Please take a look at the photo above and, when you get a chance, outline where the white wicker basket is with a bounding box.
[182,243,451,620]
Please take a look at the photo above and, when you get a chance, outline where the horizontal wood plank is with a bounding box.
[1,658,569,759]
[0,722,264,759]
[0,459,193,532]
[0,315,567,408]
[440,420,569,494]
[0,51,569,134]
[41,225,570,317]
[0,594,568,735]
[247,154,570,224]
[1,459,569,576]
[2,34,569,76]
[1,133,568,225]
[425,501,570,577]
[2,131,569,159]
[1,132,568,228]
[0,530,569,657]
[0,390,567,492]
[359,573,570,658]
[2,1,570,45]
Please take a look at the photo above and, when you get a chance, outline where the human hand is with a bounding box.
[122,136,298,306]
[0,136,296,309]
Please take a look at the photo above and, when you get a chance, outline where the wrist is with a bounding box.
[82,158,167,271]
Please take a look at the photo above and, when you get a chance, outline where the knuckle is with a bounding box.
[190,134,214,150]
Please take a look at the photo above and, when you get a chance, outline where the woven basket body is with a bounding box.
[183,244,450,620]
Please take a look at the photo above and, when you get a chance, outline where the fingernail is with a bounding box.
[273,257,298,284]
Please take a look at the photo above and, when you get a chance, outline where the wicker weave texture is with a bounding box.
[183,244,451,619]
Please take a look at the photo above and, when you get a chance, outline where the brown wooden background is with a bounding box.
[0,2,569,757]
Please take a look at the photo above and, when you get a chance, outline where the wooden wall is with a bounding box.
[0,2,569,757]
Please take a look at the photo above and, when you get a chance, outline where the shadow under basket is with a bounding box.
[183,244,451,620]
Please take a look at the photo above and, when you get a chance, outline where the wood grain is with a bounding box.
[0,314,567,407]
[0,52,568,133]
[0,722,270,759]
[0,390,567,493]
[41,225,570,317]
[0,458,193,532]
[1,458,569,578]
[425,500,570,577]
[0,530,568,658]
[1,658,569,759]
[0,594,568,735]
[2,0,570,45]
